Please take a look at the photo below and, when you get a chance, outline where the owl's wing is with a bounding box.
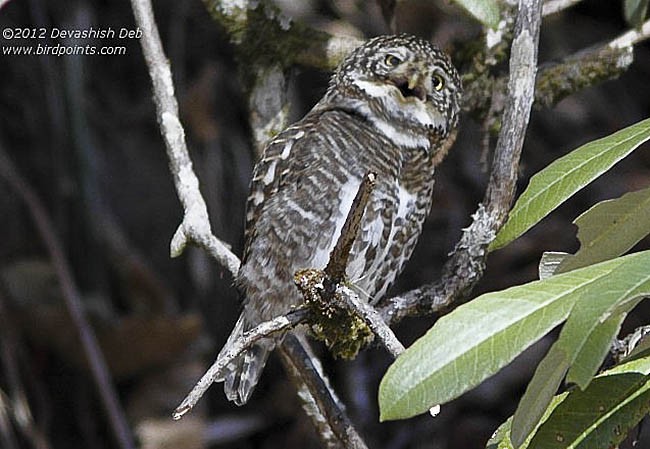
[241,120,319,263]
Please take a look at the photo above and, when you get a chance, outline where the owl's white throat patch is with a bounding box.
[351,79,441,151]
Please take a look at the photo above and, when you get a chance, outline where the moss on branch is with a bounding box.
[294,268,374,360]
[202,0,350,77]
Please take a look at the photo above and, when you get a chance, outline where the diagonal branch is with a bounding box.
[325,172,376,283]
[279,335,369,449]
[173,308,310,419]
[131,0,240,276]
[336,285,405,358]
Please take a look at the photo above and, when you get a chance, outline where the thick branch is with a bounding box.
[248,65,291,154]
[534,44,633,108]
[279,335,369,449]
[464,37,634,121]
[380,0,543,324]
[202,0,361,72]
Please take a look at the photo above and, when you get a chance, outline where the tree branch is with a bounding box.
[611,324,650,363]
[248,65,291,155]
[293,172,404,359]
[609,18,650,48]
[279,335,369,449]
[542,0,583,16]
[336,285,405,358]
[131,0,240,276]
[380,0,544,324]
[323,172,404,357]
[173,308,310,419]
[202,0,362,72]
[325,173,377,283]
[464,30,635,124]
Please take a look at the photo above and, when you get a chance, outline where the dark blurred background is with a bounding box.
[0,0,649,448]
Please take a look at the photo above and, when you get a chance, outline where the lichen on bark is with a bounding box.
[294,268,374,360]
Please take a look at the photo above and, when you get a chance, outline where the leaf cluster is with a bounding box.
[379,113,650,447]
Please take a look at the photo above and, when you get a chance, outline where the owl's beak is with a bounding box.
[407,75,419,91]
[393,74,427,102]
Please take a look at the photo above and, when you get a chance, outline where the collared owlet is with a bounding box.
[220,34,461,405]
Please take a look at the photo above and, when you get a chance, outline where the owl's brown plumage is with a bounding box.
[220,34,462,404]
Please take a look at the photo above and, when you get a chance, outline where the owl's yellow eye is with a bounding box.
[432,73,445,91]
[384,54,401,67]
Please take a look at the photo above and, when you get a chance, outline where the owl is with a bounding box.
[219,34,461,405]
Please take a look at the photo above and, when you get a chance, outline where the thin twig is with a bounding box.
[325,172,376,283]
[609,19,650,48]
[172,308,310,419]
[337,285,405,358]
[130,0,240,277]
[542,0,583,16]
[611,324,650,363]
[0,149,135,449]
[380,0,544,324]
[293,171,404,358]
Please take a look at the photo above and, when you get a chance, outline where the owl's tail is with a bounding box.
[219,315,275,405]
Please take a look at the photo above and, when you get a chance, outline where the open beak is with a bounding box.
[393,73,427,102]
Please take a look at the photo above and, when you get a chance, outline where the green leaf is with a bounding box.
[378,254,635,422]
[510,346,572,447]
[490,356,650,449]
[624,0,650,28]
[527,355,650,449]
[452,0,501,28]
[510,252,650,447]
[566,314,626,387]
[487,394,568,449]
[491,119,650,251]
[559,256,650,389]
[558,186,650,273]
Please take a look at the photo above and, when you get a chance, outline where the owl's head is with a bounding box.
[325,34,461,151]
